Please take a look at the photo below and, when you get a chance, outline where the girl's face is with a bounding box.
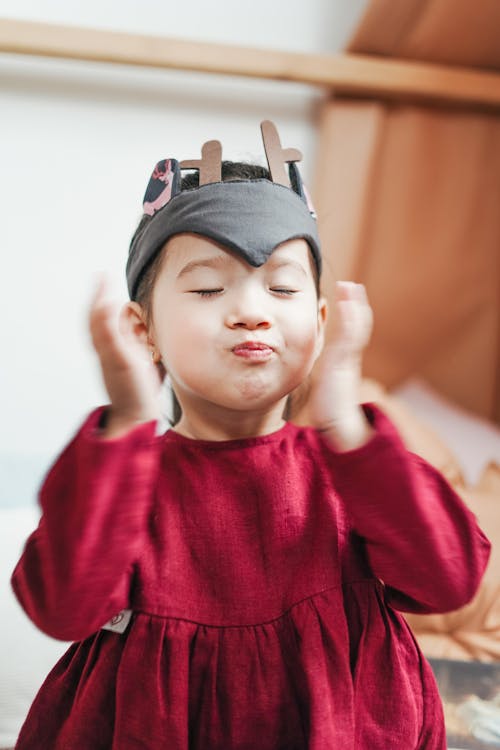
[148,233,327,421]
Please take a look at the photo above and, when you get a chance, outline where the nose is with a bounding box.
[226,313,271,330]
[225,288,272,330]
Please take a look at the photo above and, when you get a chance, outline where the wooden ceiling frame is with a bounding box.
[1,17,500,112]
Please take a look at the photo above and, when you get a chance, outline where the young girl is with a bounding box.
[12,121,490,750]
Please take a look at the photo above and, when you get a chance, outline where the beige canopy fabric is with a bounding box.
[405,462,500,662]
[347,0,500,68]
[359,378,500,662]
[306,0,500,425]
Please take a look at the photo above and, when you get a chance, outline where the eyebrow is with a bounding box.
[266,259,308,278]
[176,255,309,279]
[176,255,233,279]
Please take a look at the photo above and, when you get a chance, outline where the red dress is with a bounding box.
[12,405,490,749]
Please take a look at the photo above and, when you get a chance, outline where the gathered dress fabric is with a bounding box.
[11,404,490,749]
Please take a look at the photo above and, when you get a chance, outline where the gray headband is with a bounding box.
[126,121,322,300]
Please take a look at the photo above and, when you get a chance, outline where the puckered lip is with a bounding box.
[231,340,275,352]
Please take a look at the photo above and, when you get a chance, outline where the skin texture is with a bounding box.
[89,233,373,448]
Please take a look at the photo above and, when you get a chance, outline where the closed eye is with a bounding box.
[191,289,224,297]
[270,288,299,296]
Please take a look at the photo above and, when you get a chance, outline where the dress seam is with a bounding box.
[133,578,383,629]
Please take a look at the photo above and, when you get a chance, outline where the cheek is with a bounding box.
[155,310,213,368]
[284,309,320,352]
[159,324,191,363]
[294,327,323,373]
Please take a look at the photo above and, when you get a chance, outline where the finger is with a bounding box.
[90,313,122,362]
[337,300,363,338]
[353,283,368,303]
[335,280,358,301]
[89,279,116,342]
[89,295,126,363]
[89,273,112,309]
[336,281,370,305]
[337,282,367,310]
[89,279,117,328]
[336,298,373,345]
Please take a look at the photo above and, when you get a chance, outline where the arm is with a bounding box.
[11,409,160,641]
[320,404,491,614]
[309,281,490,613]
[12,278,164,641]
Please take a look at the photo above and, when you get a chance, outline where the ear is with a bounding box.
[313,297,328,361]
[120,301,151,348]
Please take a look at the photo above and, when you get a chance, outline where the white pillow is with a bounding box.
[393,378,500,486]
[0,507,70,748]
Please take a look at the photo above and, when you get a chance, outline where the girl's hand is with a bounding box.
[309,281,374,450]
[89,277,163,438]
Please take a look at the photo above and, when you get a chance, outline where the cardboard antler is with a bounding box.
[180,140,222,185]
[260,120,302,188]
[178,122,301,189]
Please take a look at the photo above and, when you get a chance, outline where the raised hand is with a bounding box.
[89,277,163,438]
[309,281,374,450]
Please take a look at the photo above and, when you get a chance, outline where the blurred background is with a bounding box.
[1,1,500,748]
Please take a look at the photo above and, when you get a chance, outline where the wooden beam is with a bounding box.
[1,17,500,110]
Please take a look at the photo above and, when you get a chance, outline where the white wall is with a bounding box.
[0,0,367,506]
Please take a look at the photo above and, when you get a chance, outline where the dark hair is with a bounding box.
[132,160,320,424]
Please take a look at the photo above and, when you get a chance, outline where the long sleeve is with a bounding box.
[11,408,161,641]
[320,404,491,614]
